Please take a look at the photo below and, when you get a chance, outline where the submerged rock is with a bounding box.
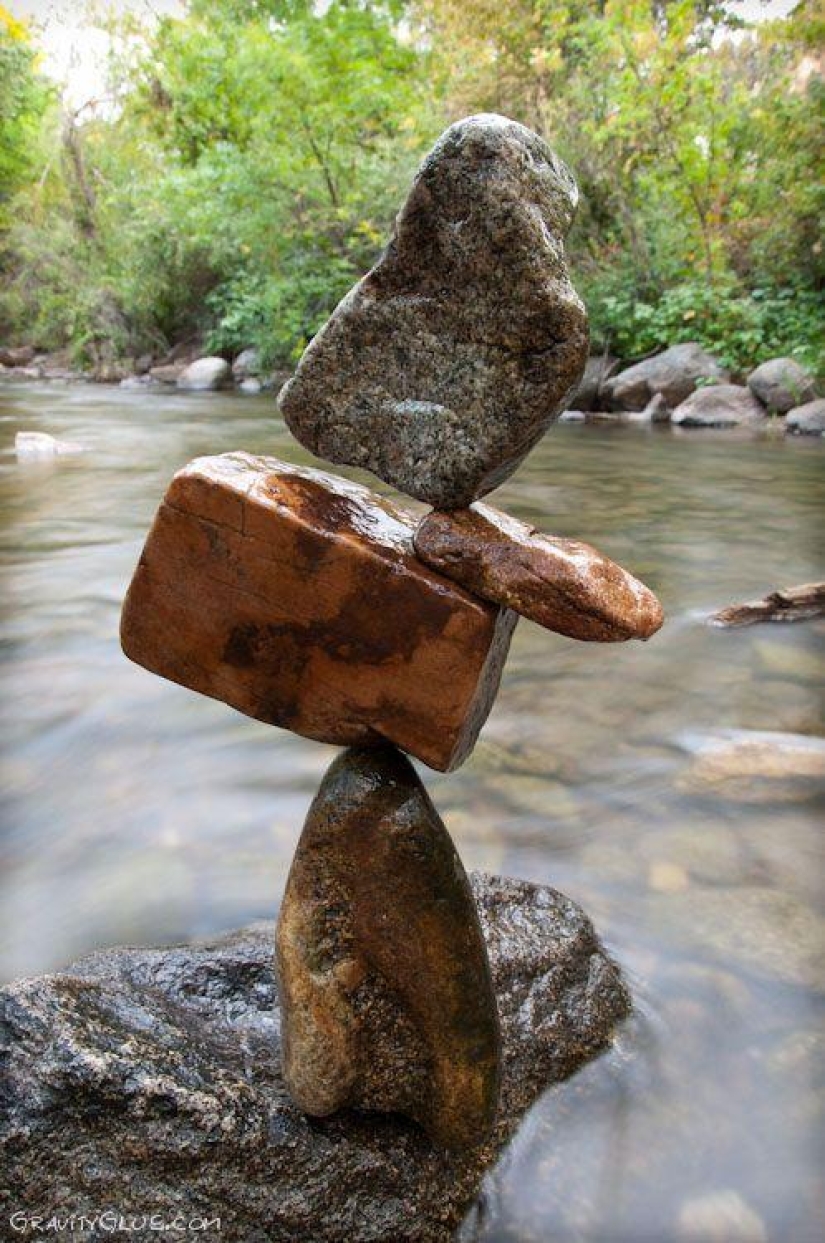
[414,503,664,641]
[0,873,629,1243]
[279,114,588,509]
[603,343,728,413]
[119,373,158,390]
[671,384,765,428]
[278,746,500,1148]
[747,357,817,414]
[677,730,825,804]
[14,431,84,458]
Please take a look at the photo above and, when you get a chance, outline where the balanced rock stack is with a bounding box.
[121,115,663,1150]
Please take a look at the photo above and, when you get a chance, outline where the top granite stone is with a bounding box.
[279,114,588,509]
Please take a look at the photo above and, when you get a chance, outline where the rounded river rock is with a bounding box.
[279,114,588,509]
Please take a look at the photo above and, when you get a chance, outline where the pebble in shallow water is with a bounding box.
[14,431,84,458]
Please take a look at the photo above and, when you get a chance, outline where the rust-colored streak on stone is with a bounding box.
[414,503,664,642]
[276,745,501,1149]
[120,453,516,770]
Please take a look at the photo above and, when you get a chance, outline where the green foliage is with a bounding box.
[585,271,824,376]
[420,0,825,374]
[0,0,822,377]
[1,0,435,362]
[0,8,51,232]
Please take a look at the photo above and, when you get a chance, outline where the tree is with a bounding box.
[417,0,824,369]
[0,6,50,231]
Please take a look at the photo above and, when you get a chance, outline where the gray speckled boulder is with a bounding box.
[0,873,629,1243]
[279,115,588,509]
[747,357,817,414]
[603,343,728,412]
[671,384,766,428]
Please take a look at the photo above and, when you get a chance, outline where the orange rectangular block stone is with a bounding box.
[121,453,516,771]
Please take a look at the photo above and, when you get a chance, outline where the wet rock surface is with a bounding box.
[603,343,728,412]
[120,452,516,771]
[278,746,500,1148]
[279,114,588,508]
[671,384,766,428]
[0,872,629,1243]
[457,1002,814,1243]
[415,503,663,641]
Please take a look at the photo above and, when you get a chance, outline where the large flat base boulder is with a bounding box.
[0,873,629,1243]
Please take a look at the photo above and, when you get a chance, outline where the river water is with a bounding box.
[1,381,823,1241]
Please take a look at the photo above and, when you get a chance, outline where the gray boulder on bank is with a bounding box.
[671,384,766,428]
[232,347,261,381]
[177,356,231,391]
[0,345,35,368]
[570,354,619,411]
[0,872,629,1243]
[603,343,729,412]
[747,357,817,414]
[785,398,825,435]
[149,362,184,384]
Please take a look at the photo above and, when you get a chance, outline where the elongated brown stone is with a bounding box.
[120,453,516,771]
[414,504,664,642]
[277,745,501,1148]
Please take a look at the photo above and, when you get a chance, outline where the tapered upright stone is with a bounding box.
[120,453,515,772]
[279,114,588,509]
[277,745,501,1149]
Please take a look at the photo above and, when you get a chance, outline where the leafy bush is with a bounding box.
[1,0,822,380]
[584,271,825,377]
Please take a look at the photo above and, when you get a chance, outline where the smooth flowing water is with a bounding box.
[1,381,823,1241]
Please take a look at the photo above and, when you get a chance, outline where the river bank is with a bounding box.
[2,339,823,434]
